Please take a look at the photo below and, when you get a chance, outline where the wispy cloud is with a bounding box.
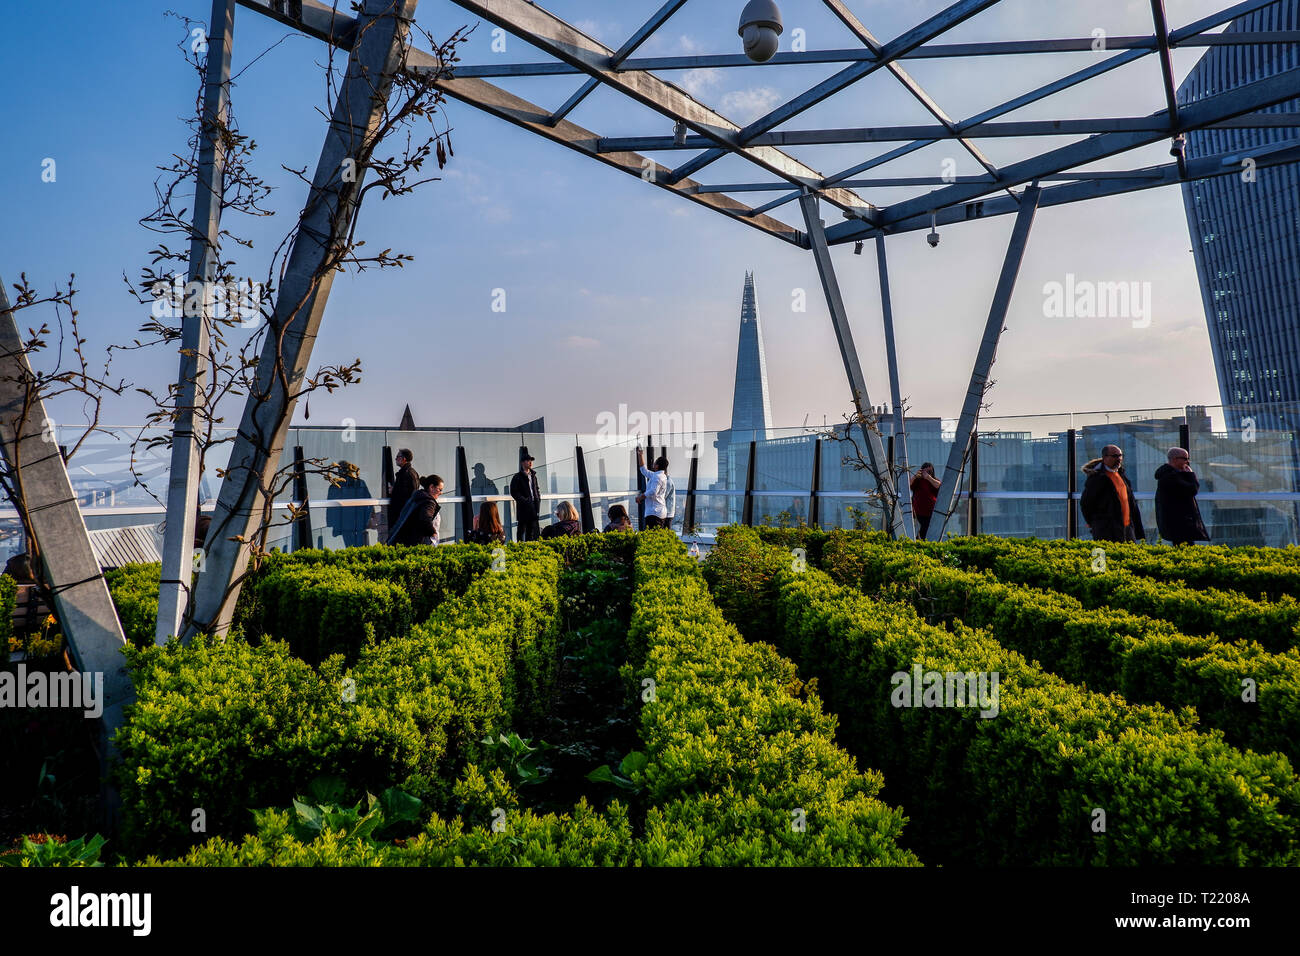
[720,87,781,123]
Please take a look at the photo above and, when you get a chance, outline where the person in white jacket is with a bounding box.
[636,447,669,528]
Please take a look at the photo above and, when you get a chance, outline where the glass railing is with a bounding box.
[3,402,1297,563]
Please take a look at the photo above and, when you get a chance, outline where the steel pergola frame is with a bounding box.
[145,0,1300,633]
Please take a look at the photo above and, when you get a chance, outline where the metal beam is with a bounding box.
[673,0,1001,183]
[449,30,1300,77]
[236,0,805,244]
[841,134,1300,240]
[157,0,235,644]
[927,184,1041,540]
[822,0,1006,198]
[597,113,1300,152]
[832,63,1300,240]
[820,0,1285,196]
[191,0,420,636]
[448,0,876,219]
[798,192,905,537]
[875,235,913,538]
[1150,0,1188,178]
[0,281,131,778]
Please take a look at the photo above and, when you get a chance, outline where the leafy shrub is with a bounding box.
[626,530,920,866]
[114,546,564,857]
[820,535,1300,767]
[0,574,16,663]
[105,564,165,647]
[706,528,1300,865]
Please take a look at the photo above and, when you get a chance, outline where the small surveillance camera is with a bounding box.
[1170,133,1186,158]
[927,230,940,248]
[853,241,864,255]
[738,0,783,63]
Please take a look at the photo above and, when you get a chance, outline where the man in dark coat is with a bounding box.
[387,474,443,546]
[509,453,541,542]
[1080,444,1146,543]
[1154,447,1210,545]
[388,448,419,528]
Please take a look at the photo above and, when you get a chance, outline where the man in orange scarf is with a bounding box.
[1080,444,1145,543]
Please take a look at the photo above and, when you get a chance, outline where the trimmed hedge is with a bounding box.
[105,563,165,647]
[627,530,920,866]
[820,534,1300,767]
[146,799,635,867]
[931,537,1300,651]
[113,545,563,857]
[0,574,16,663]
[705,527,1300,865]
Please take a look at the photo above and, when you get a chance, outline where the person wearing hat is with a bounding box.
[510,452,542,542]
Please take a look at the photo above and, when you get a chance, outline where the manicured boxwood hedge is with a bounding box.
[104,564,166,648]
[819,534,1300,767]
[0,573,16,663]
[927,536,1300,651]
[113,545,563,857]
[705,527,1300,865]
[627,531,920,866]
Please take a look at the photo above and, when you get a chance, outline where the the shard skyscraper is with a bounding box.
[715,273,774,520]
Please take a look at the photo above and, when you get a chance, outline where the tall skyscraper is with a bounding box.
[1179,2,1300,429]
[729,271,774,438]
[714,273,774,519]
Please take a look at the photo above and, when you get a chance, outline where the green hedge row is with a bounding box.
[0,574,16,663]
[104,564,165,648]
[627,530,920,866]
[704,527,1300,865]
[940,539,1300,651]
[819,534,1300,767]
[246,548,490,665]
[147,799,636,866]
[113,546,563,857]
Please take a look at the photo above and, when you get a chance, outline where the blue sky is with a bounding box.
[0,0,1247,437]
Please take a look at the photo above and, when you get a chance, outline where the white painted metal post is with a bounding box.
[876,234,914,538]
[927,183,1042,540]
[0,281,131,765]
[156,0,236,645]
[189,0,420,637]
[798,192,906,537]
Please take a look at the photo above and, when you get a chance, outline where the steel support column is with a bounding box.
[0,281,131,799]
[876,234,913,537]
[156,0,236,644]
[798,192,905,537]
[189,0,418,636]
[927,183,1041,540]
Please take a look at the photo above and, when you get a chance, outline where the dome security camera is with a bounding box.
[739,0,783,63]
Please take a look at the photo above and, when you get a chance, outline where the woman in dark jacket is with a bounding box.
[387,474,443,546]
[541,500,582,539]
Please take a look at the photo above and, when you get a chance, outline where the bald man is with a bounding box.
[1080,444,1145,543]
[1154,447,1209,545]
